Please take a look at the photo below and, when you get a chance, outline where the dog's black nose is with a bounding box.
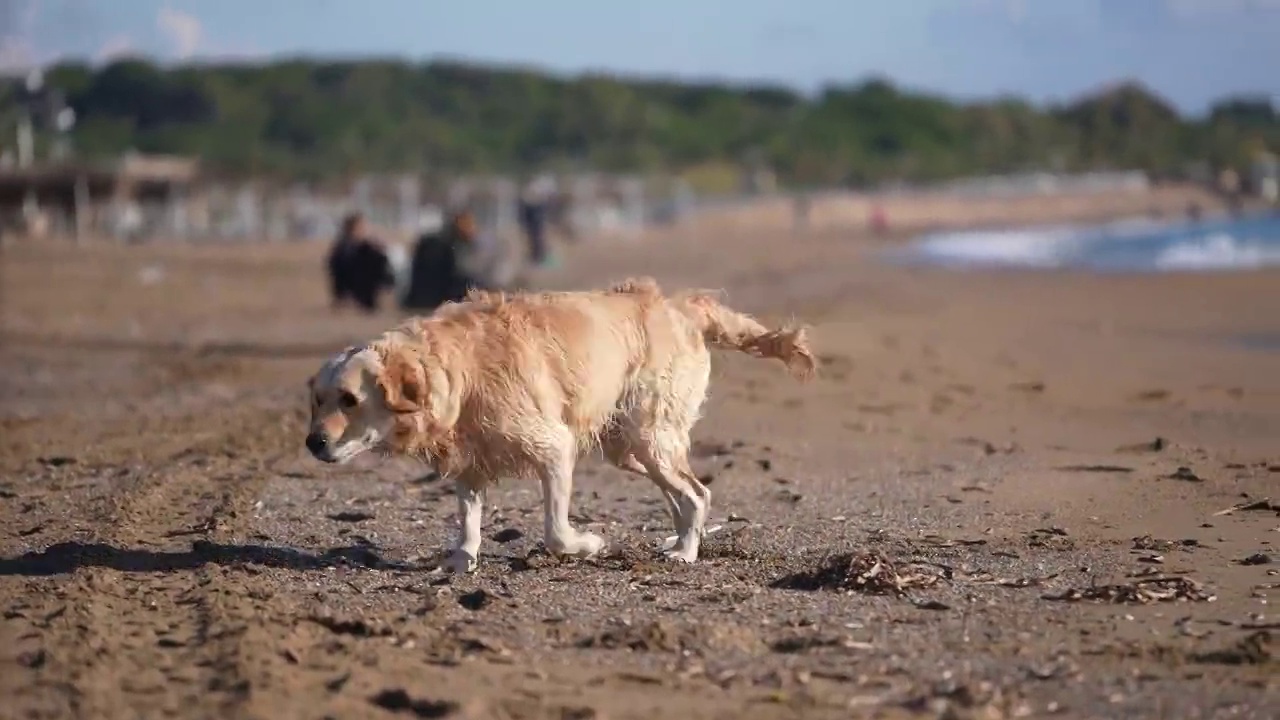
[305,432,330,458]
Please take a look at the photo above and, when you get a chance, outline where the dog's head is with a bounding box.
[304,342,458,464]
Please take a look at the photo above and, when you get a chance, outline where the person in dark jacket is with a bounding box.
[400,209,493,312]
[517,174,556,266]
[327,212,395,313]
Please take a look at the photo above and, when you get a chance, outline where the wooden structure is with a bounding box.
[0,152,199,241]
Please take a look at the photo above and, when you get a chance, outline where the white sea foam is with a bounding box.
[1152,233,1280,271]
[911,227,1081,268]
[901,214,1280,272]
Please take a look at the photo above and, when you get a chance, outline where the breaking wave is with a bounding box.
[895,212,1280,273]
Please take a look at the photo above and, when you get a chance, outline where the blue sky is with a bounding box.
[2,0,1278,113]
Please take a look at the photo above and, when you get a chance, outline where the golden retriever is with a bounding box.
[305,277,815,573]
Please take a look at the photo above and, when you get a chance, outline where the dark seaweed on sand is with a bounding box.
[771,551,945,596]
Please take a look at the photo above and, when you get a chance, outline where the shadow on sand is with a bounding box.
[0,539,419,577]
[0,331,357,360]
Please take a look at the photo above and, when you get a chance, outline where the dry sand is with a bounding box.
[1,195,1278,720]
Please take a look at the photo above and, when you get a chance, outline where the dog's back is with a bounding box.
[410,284,676,441]
[393,278,811,458]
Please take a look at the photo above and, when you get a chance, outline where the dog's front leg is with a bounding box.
[538,434,606,559]
[443,478,485,574]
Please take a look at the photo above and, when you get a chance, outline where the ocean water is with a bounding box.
[891,211,1280,273]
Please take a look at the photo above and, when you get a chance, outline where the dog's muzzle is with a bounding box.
[305,431,337,463]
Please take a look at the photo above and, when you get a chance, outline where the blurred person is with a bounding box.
[547,190,578,243]
[1186,201,1203,223]
[518,173,556,267]
[793,192,812,235]
[401,208,499,312]
[869,202,889,236]
[327,211,395,314]
[1219,167,1244,216]
[1261,175,1278,208]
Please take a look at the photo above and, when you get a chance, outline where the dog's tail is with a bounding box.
[675,291,816,380]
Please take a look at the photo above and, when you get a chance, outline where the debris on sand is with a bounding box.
[491,527,524,543]
[1132,535,1201,552]
[919,534,987,548]
[775,488,803,504]
[577,620,693,653]
[1025,527,1075,551]
[417,629,513,665]
[1055,464,1133,474]
[1237,553,1272,566]
[1163,466,1205,483]
[508,548,562,572]
[317,544,397,569]
[306,613,393,637]
[967,572,1059,588]
[325,673,350,692]
[1042,576,1215,604]
[956,436,1018,456]
[770,551,946,596]
[16,648,46,669]
[1131,535,1171,551]
[899,678,1032,720]
[1213,498,1278,516]
[369,689,460,717]
[327,510,375,523]
[690,439,737,459]
[1190,631,1274,666]
[1115,437,1167,454]
[457,589,493,611]
[769,634,846,654]
[37,456,77,468]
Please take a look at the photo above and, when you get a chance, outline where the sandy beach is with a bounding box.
[1,192,1278,719]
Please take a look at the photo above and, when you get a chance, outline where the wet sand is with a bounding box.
[1,204,1278,719]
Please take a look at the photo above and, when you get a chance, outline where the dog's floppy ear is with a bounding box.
[377,350,427,414]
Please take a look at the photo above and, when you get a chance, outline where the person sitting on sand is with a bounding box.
[401,208,497,312]
[326,212,395,314]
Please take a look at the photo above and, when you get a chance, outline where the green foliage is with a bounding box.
[5,58,1278,184]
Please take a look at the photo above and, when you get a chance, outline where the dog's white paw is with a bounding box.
[443,549,478,574]
[570,531,606,559]
[662,547,699,564]
[548,531,606,559]
[659,523,724,551]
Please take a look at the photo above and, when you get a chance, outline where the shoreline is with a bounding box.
[677,182,1245,240]
[887,207,1280,274]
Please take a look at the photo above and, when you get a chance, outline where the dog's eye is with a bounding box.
[339,391,359,409]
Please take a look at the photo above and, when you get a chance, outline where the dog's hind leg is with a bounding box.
[443,474,485,574]
[677,456,711,520]
[634,430,707,563]
[602,427,682,529]
[538,427,606,559]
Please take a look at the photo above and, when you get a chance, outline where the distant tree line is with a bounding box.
[2,57,1277,187]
